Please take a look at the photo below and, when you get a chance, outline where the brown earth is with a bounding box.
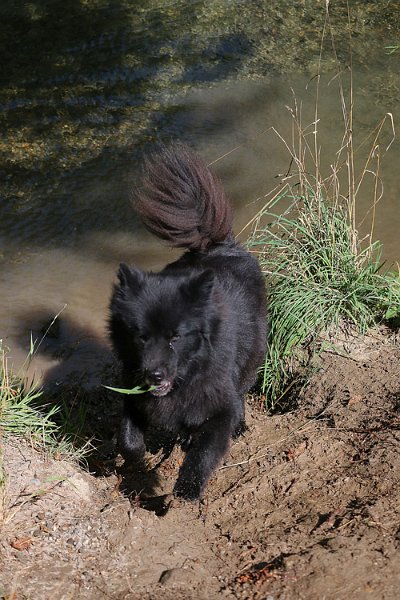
[1,328,400,600]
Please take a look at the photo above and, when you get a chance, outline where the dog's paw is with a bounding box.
[140,494,174,516]
[173,478,202,502]
[119,452,147,474]
[232,419,248,439]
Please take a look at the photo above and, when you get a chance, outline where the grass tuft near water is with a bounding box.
[249,191,400,409]
[0,340,90,464]
[246,65,400,410]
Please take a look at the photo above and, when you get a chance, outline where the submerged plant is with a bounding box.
[385,44,400,55]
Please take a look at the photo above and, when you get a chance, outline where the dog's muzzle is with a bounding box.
[145,369,173,397]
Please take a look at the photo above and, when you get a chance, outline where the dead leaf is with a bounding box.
[110,474,123,499]
[11,536,33,551]
[236,561,284,585]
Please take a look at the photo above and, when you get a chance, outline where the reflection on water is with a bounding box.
[0,1,399,384]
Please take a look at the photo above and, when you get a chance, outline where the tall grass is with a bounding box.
[0,340,90,461]
[247,75,399,410]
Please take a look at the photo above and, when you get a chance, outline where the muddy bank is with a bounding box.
[1,328,400,599]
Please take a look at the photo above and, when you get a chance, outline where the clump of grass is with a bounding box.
[0,340,89,461]
[250,190,399,408]
[247,74,399,410]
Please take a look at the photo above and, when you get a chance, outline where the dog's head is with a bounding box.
[110,263,218,396]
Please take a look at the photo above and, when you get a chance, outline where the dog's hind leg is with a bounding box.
[232,393,247,438]
[173,410,233,501]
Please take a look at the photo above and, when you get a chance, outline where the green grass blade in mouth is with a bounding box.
[103,385,155,395]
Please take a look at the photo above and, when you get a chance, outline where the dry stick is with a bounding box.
[312,0,329,192]
[31,303,68,356]
[4,478,66,526]
[325,2,356,248]
[206,126,275,168]
[355,113,395,246]
[370,148,381,248]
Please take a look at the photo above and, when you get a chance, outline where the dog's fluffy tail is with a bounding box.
[134,144,234,251]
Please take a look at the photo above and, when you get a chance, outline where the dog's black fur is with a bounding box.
[109,144,266,501]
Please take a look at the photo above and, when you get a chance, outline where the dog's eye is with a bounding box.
[168,334,180,348]
[139,333,149,343]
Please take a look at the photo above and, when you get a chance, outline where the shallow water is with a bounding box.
[0,2,399,384]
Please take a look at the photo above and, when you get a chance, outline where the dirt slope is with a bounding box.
[1,330,399,599]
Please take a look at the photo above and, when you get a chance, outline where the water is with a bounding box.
[1,1,399,385]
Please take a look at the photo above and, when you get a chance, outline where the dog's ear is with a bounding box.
[185,269,215,304]
[117,263,144,289]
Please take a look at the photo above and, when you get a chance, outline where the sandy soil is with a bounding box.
[1,328,399,600]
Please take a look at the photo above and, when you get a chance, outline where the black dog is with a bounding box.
[109,144,266,501]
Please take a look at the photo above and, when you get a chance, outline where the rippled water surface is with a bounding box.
[1,1,399,383]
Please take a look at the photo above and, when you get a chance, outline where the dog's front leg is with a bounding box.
[118,402,146,465]
[173,411,233,501]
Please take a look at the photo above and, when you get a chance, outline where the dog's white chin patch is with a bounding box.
[151,380,173,397]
